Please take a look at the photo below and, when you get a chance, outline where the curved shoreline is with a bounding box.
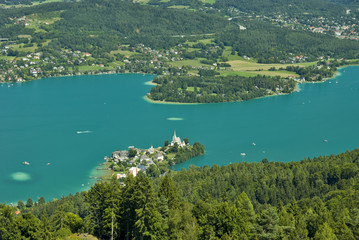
[143,67,348,105]
[143,95,202,105]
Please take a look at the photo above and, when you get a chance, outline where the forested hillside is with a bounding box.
[1,149,359,239]
[216,21,359,63]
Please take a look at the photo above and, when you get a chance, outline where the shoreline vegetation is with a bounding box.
[146,59,353,104]
[93,132,205,181]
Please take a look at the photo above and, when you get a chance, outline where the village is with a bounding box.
[225,7,359,41]
[1,9,357,84]
[100,131,205,180]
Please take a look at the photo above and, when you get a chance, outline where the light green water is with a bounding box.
[1,67,359,203]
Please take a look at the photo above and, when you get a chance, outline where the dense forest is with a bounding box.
[215,21,359,63]
[149,75,295,103]
[0,0,228,50]
[1,148,359,239]
[1,0,358,59]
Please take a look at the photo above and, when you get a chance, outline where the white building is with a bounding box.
[129,167,141,177]
[171,131,186,147]
[148,145,155,154]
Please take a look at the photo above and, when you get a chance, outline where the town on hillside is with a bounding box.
[101,131,205,179]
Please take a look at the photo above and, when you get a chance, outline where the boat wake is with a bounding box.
[76,130,92,134]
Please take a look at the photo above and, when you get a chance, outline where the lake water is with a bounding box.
[1,67,359,203]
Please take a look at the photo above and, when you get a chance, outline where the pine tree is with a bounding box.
[26,198,33,208]
[235,192,255,222]
[17,200,25,211]
[158,175,179,209]
[86,177,121,240]
[253,207,281,240]
[133,175,165,240]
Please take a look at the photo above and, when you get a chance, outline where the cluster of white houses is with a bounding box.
[111,131,187,179]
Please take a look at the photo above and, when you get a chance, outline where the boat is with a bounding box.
[323,139,328,142]
[240,153,246,156]
[252,142,256,146]
[46,163,51,166]
[22,161,30,165]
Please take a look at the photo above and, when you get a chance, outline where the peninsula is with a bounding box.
[101,131,205,179]
[2,0,359,106]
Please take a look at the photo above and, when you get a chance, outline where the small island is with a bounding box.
[101,131,205,179]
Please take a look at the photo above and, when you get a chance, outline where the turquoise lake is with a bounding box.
[1,66,359,203]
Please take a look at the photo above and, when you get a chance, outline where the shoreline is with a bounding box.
[144,66,348,105]
[0,71,154,84]
[143,95,202,105]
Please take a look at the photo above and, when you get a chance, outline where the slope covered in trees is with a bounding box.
[216,21,359,63]
[1,148,359,239]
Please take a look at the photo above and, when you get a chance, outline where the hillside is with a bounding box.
[1,149,359,239]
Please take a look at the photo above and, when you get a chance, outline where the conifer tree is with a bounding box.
[158,175,179,209]
[133,175,164,240]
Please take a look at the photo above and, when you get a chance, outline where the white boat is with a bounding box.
[46,163,51,166]
[22,161,30,165]
[323,139,328,142]
[252,142,256,146]
[240,153,246,156]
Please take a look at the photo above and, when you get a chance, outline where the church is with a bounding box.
[171,131,186,147]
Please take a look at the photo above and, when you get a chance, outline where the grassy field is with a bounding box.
[0,56,15,60]
[110,50,137,57]
[219,71,260,77]
[166,153,176,160]
[227,60,316,71]
[222,46,251,61]
[11,43,39,52]
[78,66,110,71]
[168,5,189,9]
[170,59,210,68]
[219,70,298,78]
[169,54,313,78]
[200,0,215,4]
[0,0,62,8]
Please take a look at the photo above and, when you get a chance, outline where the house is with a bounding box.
[112,150,129,162]
[140,154,151,162]
[116,173,126,179]
[154,153,164,161]
[129,167,141,177]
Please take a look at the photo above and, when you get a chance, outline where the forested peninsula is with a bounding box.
[2,148,359,239]
[1,0,359,105]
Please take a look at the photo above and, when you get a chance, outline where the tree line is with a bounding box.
[2,148,359,239]
[149,75,295,103]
